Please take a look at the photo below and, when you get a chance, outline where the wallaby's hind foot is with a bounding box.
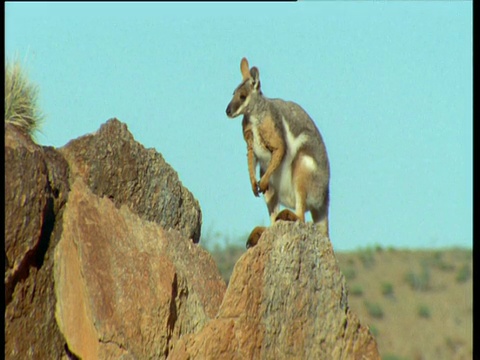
[246,226,266,248]
[275,209,299,222]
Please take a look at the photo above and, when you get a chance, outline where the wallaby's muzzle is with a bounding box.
[226,104,232,117]
[226,103,235,118]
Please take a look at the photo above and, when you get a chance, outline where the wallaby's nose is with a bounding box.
[226,104,232,117]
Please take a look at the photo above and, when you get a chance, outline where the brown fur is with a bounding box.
[240,57,250,80]
[257,115,285,193]
[242,117,258,196]
[292,151,316,222]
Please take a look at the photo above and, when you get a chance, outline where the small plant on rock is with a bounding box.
[5,60,43,138]
[369,324,379,337]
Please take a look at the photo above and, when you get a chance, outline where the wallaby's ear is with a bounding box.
[250,66,260,90]
[240,57,250,80]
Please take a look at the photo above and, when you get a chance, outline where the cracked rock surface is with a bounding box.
[59,118,202,243]
[4,120,223,359]
[54,178,225,359]
[5,119,378,359]
[5,124,69,359]
[169,222,380,360]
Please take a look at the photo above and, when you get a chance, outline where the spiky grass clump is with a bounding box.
[5,61,43,137]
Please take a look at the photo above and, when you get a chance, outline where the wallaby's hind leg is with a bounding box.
[264,187,280,225]
[293,183,307,223]
[292,153,313,222]
[275,153,313,223]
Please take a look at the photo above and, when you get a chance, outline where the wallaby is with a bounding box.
[226,57,330,248]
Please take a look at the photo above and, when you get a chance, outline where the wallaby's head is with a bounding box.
[226,57,261,118]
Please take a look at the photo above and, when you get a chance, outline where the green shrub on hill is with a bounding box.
[364,300,384,319]
[405,261,431,291]
[418,304,431,319]
[455,264,471,283]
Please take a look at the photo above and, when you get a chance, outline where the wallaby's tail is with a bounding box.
[312,189,329,237]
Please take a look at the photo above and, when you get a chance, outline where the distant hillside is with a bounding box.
[337,247,472,360]
[204,241,472,360]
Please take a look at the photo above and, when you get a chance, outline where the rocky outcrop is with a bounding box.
[169,222,380,360]
[59,118,202,243]
[54,178,225,359]
[5,118,378,360]
[5,124,69,359]
[4,119,220,359]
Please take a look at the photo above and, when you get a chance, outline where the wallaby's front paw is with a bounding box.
[275,209,299,222]
[246,226,266,248]
[258,178,269,194]
[251,180,259,197]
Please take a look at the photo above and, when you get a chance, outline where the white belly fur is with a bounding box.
[251,116,311,209]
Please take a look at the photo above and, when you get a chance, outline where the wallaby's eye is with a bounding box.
[240,94,247,101]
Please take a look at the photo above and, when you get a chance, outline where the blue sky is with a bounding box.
[5,2,472,251]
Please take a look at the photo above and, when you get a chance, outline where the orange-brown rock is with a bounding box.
[5,119,221,359]
[59,118,202,243]
[5,118,377,360]
[54,179,226,359]
[169,222,380,360]
[5,123,70,359]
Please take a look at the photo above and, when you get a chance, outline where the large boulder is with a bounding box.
[4,119,217,359]
[4,124,70,359]
[59,118,202,243]
[54,178,226,359]
[169,222,380,360]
